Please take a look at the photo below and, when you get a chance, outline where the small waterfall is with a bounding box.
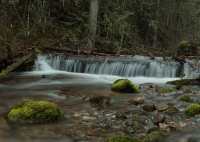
[34,54,188,78]
[33,54,200,78]
[34,55,54,71]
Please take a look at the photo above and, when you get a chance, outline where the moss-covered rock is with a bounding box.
[185,103,200,117]
[180,95,193,103]
[107,136,140,142]
[177,40,198,56]
[143,131,164,142]
[158,87,176,94]
[7,100,64,124]
[111,79,139,93]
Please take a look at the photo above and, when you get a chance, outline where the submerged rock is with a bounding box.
[7,100,64,124]
[185,103,200,117]
[111,79,139,93]
[89,96,111,109]
[143,104,156,112]
[128,96,144,105]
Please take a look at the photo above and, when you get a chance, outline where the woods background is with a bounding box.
[0,0,200,61]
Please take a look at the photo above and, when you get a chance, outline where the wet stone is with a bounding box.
[88,96,111,109]
[143,104,156,112]
[152,112,166,126]
[128,96,144,105]
[156,103,169,112]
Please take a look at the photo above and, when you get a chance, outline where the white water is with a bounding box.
[39,54,180,78]
[24,55,180,84]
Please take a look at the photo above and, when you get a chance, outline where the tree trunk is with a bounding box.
[153,0,160,48]
[88,0,99,53]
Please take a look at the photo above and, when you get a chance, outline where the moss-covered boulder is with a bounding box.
[177,40,198,56]
[180,95,193,103]
[111,79,139,93]
[107,136,140,142]
[7,100,64,124]
[185,103,200,117]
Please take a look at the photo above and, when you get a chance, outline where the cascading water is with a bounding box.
[34,55,54,71]
[33,54,200,78]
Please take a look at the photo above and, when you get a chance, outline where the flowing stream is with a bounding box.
[0,54,200,142]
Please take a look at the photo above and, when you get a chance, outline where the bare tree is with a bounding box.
[88,0,99,53]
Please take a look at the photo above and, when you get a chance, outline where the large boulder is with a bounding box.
[7,100,64,124]
[111,79,139,93]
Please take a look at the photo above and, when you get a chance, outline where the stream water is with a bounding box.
[0,54,200,142]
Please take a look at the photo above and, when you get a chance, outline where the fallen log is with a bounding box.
[0,53,35,79]
[167,79,200,86]
[44,47,119,57]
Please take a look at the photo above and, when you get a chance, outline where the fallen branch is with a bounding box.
[44,47,119,57]
[0,53,35,79]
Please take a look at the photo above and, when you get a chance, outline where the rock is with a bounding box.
[7,100,64,124]
[177,40,198,57]
[165,106,179,114]
[89,96,111,109]
[143,104,156,112]
[152,112,166,126]
[128,96,144,105]
[156,103,169,112]
[159,121,178,132]
[185,103,200,117]
[82,116,96,121]
[111,79,140,93]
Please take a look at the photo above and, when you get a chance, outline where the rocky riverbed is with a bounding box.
[0,73,200,142]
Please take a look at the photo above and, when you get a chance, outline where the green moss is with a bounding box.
[7,100,64,124]
[107,136,140,142]
[180,95,193,103]
[0,70,8,78]
[185,103,200,117]
[111,79,139,93]
[159,87,176,94]
[143,131,164,142]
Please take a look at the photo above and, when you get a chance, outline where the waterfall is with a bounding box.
[34,54,192,78]
[34,55,54,71]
